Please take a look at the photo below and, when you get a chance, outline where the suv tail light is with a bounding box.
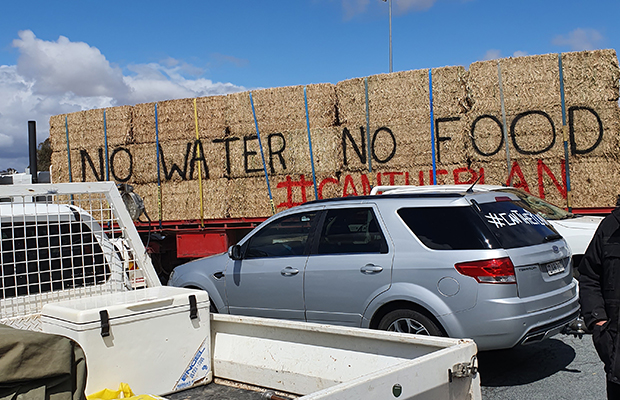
[455,257,516,284]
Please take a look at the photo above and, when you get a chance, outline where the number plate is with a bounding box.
[545,260,565,276]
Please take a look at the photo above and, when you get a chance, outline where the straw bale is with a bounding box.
[499,54,561,112]
[128,139,223,185]
[83,108,106,149]
[367,70,430,127]
[431,66,470,115]
[467,60,502,113]
[568,104,620,158]
[227,177,274,218]
[340,122,438,171]
[467,160,511,187]
[309,127,344,175]
[63,110,88,150]
[248,86,306,133]
[156,98,195,142]
[306,83,338,128]
[131,102,157,144]
[247,83,337,133]
[225,91,255,135]
[49,114,67,153]
[135,179,230,221]
[570,156,620,208]
[195,95,227,140]
[104,106,132,147]
[562,49,620,104]
[50,151,69,183]
[51,148,110,184]
[335,77,366,126]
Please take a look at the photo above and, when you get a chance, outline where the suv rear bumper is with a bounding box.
[442,289,580,351]
[518,309,580,345]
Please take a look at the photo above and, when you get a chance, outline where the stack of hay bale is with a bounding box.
[49,49,620,220]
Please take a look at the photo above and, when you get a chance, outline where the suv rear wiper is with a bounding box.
[544,234,562,242]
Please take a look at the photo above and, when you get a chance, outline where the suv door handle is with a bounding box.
[281,267,300,276]
[360,264,383,274]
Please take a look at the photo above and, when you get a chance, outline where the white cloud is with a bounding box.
[395,0,436,13]
[513,51,528,57]
[0,30,246,171]
[482,49,501,61]
[342,0,436,19]
[343,0,371,19]
[552,28,604,51]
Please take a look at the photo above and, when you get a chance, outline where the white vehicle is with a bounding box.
[2,182,481,400]
[371,184,603,267]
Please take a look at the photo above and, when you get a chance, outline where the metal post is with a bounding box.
[28,121,37,183]
[382,0,393,73]
[388,0,392,73]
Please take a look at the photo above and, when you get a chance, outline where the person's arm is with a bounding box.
[578,226,608,330]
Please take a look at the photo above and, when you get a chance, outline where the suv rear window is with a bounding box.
[477,199,560,248]
[398,200,560,250]
[398,206,499,250]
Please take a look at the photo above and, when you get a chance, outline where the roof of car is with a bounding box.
[369,184,507,195]
[302,185,517,207]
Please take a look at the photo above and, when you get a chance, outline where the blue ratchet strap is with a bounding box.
[558,53,572,211]
[103,110,109,181]
[429,69,437,185]
[365,77,372,176]
[304,86,319,200]
[155,103,163,228]
[249,92,276,215]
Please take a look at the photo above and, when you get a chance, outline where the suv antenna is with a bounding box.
[466,175,482,193]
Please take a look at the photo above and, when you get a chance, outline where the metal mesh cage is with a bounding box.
[0,182,160,329]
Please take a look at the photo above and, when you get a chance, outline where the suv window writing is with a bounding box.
[477,200,560,248]
[317,208,388,254]
[1,221,111,299]
[496,188,573,220]
[398,206,500,250]
[244,211,318,259]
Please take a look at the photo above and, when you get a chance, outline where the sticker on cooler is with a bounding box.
[173,337,211,390]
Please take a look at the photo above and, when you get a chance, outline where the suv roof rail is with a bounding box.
[303,191,466,206]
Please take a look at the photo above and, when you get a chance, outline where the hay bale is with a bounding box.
[129,140,219,185]
[157,98,195,142]
[225,91,255,135]
[135,179,230,221]
[50,150,69,183]
[49,115,67,153]
[570,156,620,208]
[227,177,274,218]
[104,105,132,147]
[83,108,106,149]
[335,77,366,127]
[132,102,157,144]
[563,49,620,105]
[247,83,337,134]
[195,95,227,140]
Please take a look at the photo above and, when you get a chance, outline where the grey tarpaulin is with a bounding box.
[0,324,87,400]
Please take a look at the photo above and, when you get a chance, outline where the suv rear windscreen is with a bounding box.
[398,200,560,250]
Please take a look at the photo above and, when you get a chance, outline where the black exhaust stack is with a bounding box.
[28,121,37,183]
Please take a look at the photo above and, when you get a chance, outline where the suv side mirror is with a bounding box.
[228,244,242,260]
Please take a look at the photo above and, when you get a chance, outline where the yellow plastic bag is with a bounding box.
[87,383,167,400]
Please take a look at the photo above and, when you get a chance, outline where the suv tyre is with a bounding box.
[378,309,444,336]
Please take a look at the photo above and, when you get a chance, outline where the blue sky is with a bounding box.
[0,0,618,171]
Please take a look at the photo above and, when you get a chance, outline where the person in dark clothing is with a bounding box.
[579,205,620,399]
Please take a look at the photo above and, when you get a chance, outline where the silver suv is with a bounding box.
[168,187,580,350]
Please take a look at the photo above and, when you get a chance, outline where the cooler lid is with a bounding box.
[41,286,209,325]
